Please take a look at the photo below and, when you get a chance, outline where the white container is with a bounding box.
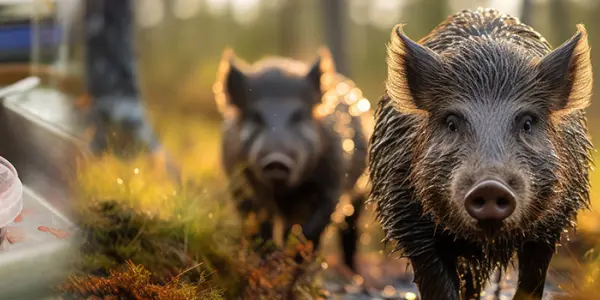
[0,156,23,233]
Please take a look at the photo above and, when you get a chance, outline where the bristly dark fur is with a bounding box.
[369,8,593,300]
[214,48,373,272]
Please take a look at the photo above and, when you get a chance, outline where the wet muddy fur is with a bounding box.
[369,8,593,300]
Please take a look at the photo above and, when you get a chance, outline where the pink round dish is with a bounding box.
[0,156,22,229]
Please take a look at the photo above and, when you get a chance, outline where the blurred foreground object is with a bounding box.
[83,0,171,168]
[0,77,77,300]
[63,158,325,299]
[0,0,58,64]
[0,155,23,246]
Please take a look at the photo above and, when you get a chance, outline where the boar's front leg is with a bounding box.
[301,194,337,251]
[285,192,337,260]
[513,241,555,300]
[410,253,460,300]
[236,198,274,251]
[458,261,482,300]
[339,194,364,272]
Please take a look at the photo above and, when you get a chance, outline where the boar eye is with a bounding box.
[518,114,534,133]
[445,115,460,132]
[523,119,532,132]
[290,110,306,124]
[248,112,263,125]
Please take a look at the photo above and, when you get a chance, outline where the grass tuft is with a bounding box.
[60,138,325,299]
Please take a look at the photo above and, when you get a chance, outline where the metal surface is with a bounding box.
[0,80,85,217]
[0,186,76,300]
[0,76,39,98]
[0,79,79,299]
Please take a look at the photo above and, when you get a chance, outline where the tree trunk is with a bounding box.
[322,0,349,76]
[83,0,167,164]
[83,0,139,100]
[278,0,298,57]
[549,0,571,44]
[520,0,533,26]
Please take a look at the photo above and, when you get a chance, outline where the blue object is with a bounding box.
[0,21,62,62]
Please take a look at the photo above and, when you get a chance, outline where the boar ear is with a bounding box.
[225,62,247,107]
[536,24,592,113]
[306,47,336,96]
[386,24,443,113]
[216,48,247,110]
[306,56,323,94]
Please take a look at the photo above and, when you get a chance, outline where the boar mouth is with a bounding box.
[259,153,295,184]
[473,220,504,238]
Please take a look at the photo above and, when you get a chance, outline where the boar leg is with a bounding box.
[257,220,274,244]
[236,198,254,231]
[252,218,275,256]
[254,208,274,249]
[458,261,481,300]
[285,196,337,265]
[236,198,274,250]
[302,198,337,249]
[514,241,555,300]
[411,253,460,300]
[339,195,363,272]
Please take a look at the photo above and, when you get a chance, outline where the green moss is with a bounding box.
[63,153,325,299]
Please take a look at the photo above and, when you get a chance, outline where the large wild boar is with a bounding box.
[214,48,373,273]
[369,8,593,300]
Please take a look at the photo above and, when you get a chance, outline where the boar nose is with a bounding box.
[464,180,516,222]
[259,152,294,180]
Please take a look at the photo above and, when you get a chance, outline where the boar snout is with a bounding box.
[464,178,517,226]
[259,152,295,183]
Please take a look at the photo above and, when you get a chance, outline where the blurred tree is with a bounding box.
[322,0,349,76]
[83,0,169,164]
[520,0,532,26]
[404,0,448,38]
[549,0,571,43]
[278,0,299,57]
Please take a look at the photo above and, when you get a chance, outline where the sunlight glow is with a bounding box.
[135,0,165,28]
[382,285,397,297]
[486,0,522,18]
[173,0,202,20]
[368,0,404,29]
[231,0,261,24]
[205,0,229,16]
[342,139,355,153]
[349,0,369,25]
[356,98,371,112]
[352,274,364,285]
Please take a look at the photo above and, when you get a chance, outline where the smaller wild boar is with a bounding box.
[214,48,373,273]
[369,8,593,300]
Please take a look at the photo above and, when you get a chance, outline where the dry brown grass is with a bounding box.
[60,261,222,300]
